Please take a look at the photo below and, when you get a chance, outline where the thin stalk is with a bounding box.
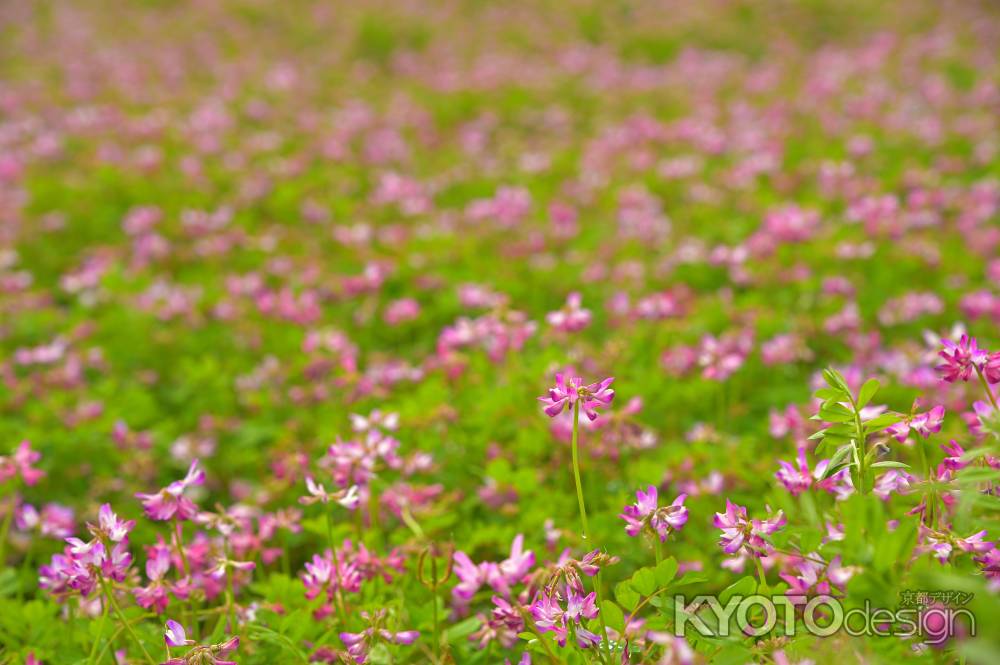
[0,493,15,567]
[173,520,190,573]
[571,401,611,664]
[86,595,110,665]
[101,578,157,665]
[225,563,236,634]
[368,480,380,547]
[753,556,769,594]
[324,509,348,624]
[654,539,663,565]
[852,405,866,495]
[431,557,440,664]
[570,400,590,540]
[976,367,999,411]
[519,607,560,665]
[94,625,126,665]
[400,505,425,540]
[173,519,197,636]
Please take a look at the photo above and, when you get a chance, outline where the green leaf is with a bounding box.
[246,625,309,663]
[630,567,657,596]
[798,527,823,554]
[719,575,757,604]
[813,387,843,400]
[615,582,640,611]
[857,378,880,409]
[818,403,853,423]
[820,445,854,480]
[445,617,481,643]
[672,571,707,587]
[871,460,910,469]
[654,557,678,587]
[862,413,903,430]
[823,368,850,393]
[602,600,625,633]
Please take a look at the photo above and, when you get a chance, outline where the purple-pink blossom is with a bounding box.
[713,499,786,558]
[539,374,615,421]
[619,485,688,541]
[135,460,205,521]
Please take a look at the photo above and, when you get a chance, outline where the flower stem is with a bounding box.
[753,556,768,594]
[976,367,999,411]
[225,559,236,634]
[324,509,348,624]
[0,493,14,567]
[86,595,110,665]
[571,400,611,663]
[518,607,560,665]
[368,480,381,548]
[101,578,157,665]
[431,556,440,663]
[570,401,590,540]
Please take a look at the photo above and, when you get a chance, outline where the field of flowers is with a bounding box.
[1,0,1000,663]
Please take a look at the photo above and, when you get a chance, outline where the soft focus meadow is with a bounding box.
[1,1,1000,663]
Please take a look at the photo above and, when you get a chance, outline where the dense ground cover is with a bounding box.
[1,0,1000,663]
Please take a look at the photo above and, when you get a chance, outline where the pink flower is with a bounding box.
[135,460,205,521]
[697,332,753,381]
[872,470,914,500]
[779,554,856,598]
[164,619,194,647]
[451,534,535,604]
[384,298,420,325]
[885,405,945,442]
[89,504,135,543]
[619,486,688,541]
[0,441,45,486]
[16,502,75,539]
[492,534,535,595]
[936,335,1000,383]
[539,374,615,421]
[301,543,366,602]
[451,550,487,603]
[713,500,785,558]
[545,293,591,333]
[339,610,419,663]
[530,589,601,648]
[299,477,360,509]
[162,629,238,665]
[775,447,853,499]
[134,540,190,614]
[955,530,994,554]
[940,440,968,471]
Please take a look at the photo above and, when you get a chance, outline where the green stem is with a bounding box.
[976,367,999,411]
[367,480,380,547]
[400,505,425,540]
[844,387,868,495]
[101,578,157,665]
[173,519,197,637]
[324,509,348,625]
[570,401,611,663]
[520,607,560,665]
[654,539,663,565]
[0,493,15,567]
[431,558,440,664]
[173,520,190,574]
[570,401,590,540]
[94,625,126,665]
[86,594,110,665]
[226,563,236,634]
[753,556,769,594]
